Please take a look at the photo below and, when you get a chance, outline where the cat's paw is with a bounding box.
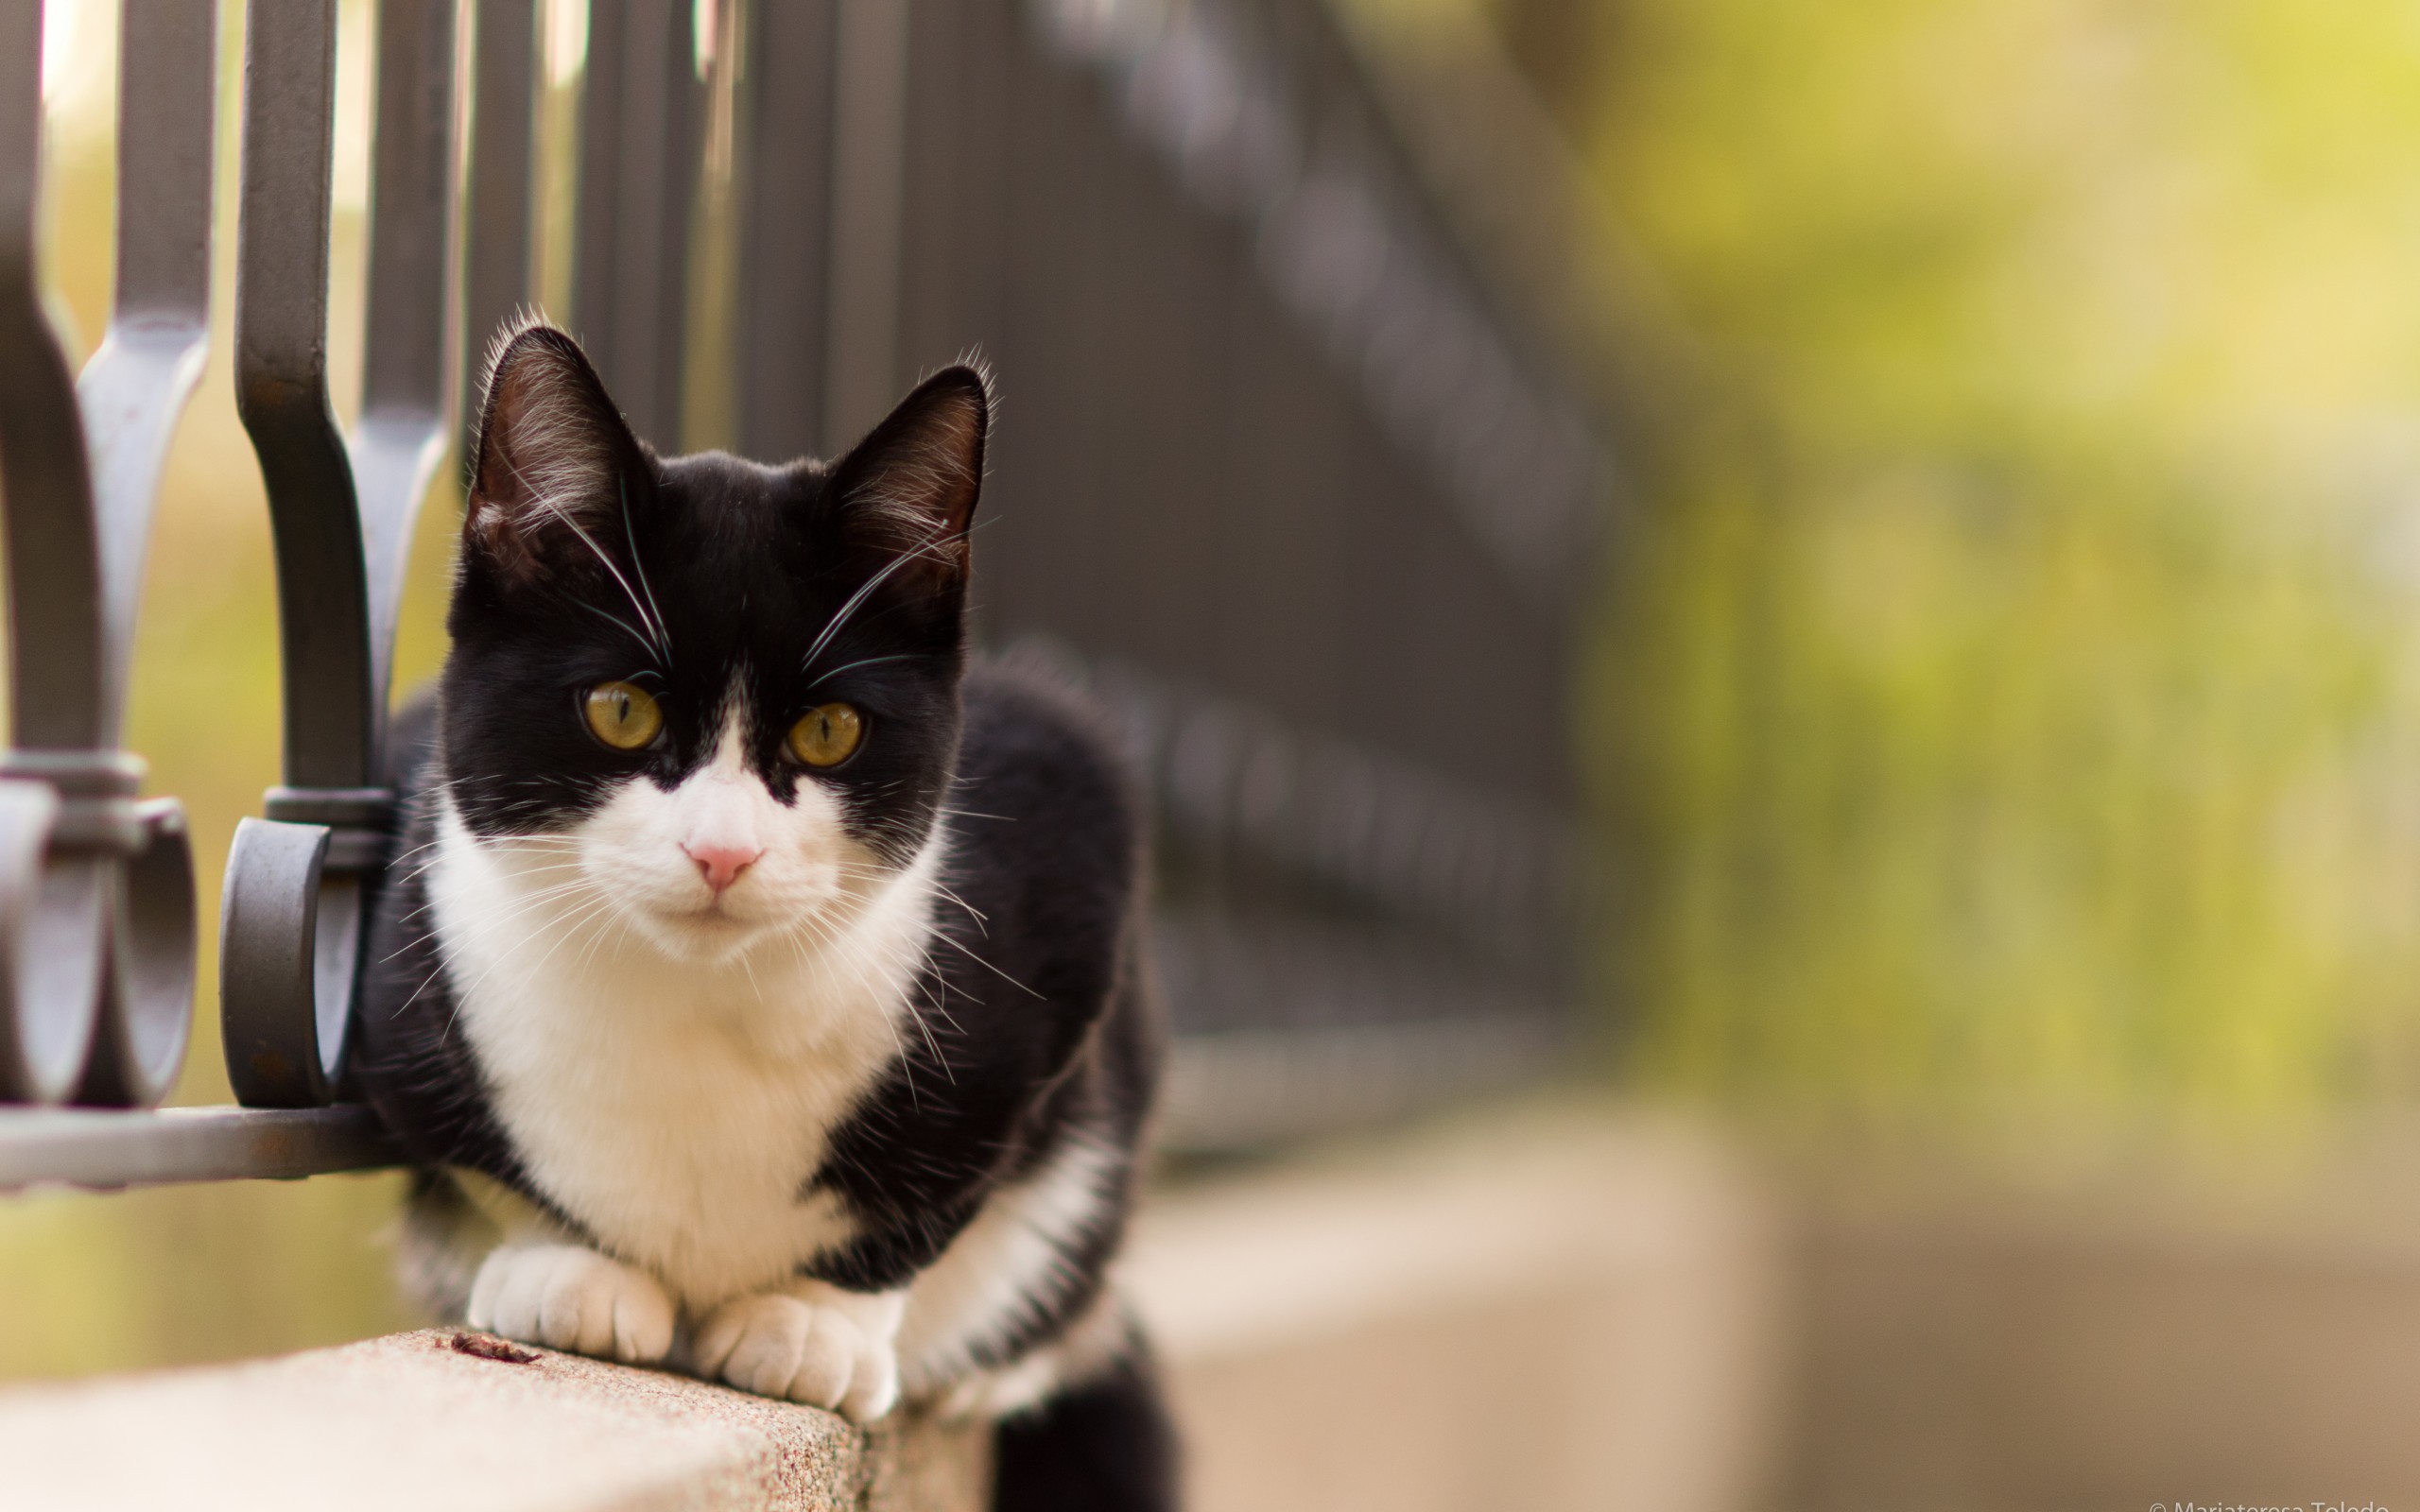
[465,1243,676,1365]
[693,1290,902,1422]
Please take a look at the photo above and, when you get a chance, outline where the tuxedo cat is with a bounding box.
[355,321,1174,1511]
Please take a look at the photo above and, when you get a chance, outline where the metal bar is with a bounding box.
[353,0,461,729]
[0,781,78,1104]
[0,1,105,754]
[627,0,698,448]
[1012,644,1577,971]
[1031,0,1605,613]
[573,0,698,447]
[226,0,369,1109]
[0,1105,401,1191]
[0,0,167,1106]
[460,0,537,446]
[735,0,836,460]
[572,0,625,354]
[1157,1016,1565,1154]
[226,0,461,1109]
[822,0,910,445]
[234,0,372,794]
[83,799,196,1108]
[65,0,223,1109]
[86,0,220,739]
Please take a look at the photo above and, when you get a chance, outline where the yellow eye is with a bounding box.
[582,681,663,750]
[788,703,864,767]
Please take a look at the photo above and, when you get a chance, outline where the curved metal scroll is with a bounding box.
[0,0,216,1106]
[226,0,458,1107]
[74,0,222,1108]
[0,780,68,1099]
[82,799,198,1108]
[219,816,342,1107]
[0,0,110,1104]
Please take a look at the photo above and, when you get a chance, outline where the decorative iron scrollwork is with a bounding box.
[225,0,458,1108]
[0,0,217,1108]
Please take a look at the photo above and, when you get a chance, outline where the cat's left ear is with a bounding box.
[463,322,645,586]
[825,364,991,587]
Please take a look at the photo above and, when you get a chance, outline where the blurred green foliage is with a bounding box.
[1550,0,2420,1117]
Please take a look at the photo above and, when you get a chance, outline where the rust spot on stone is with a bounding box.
[449,1332,539,1365]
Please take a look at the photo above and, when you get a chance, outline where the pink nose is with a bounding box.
[683,841,763,894]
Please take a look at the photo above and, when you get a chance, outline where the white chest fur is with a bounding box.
[426,794,942,1311]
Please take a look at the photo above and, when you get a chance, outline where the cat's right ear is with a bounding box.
[464,323,640,583]
[823,364,991,590]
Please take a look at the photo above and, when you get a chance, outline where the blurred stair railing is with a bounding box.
[0,0,1606,1191]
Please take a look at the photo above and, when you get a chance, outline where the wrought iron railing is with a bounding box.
[0,0,1603,1192]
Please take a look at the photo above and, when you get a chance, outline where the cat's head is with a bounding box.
[437,321,989,961]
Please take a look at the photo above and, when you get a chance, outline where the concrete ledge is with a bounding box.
[0,1329,988,1512]
[0,1100,1765,1512]
[1127,1103,1786,1512]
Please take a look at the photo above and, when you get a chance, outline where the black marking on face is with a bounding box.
[444,325,991,869]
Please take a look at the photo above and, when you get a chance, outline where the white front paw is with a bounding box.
[694,1291,901,1422]
[465,1244,676,1366]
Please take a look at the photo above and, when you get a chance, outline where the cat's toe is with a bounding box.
[787,1309,870,1412]
[697,1294,811,1399]
[605,1273,678,1363]
[466,1244,673,1364]
[838,1336,899,1423]
[694,1294,896,1419]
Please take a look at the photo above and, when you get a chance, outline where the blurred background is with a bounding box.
[16,0,2420,1508]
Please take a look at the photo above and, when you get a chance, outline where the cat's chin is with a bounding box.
[624,903,778,963]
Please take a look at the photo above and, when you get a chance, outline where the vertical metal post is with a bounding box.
[822,0,910,446]
[572,0,699,447]
[0,0,110,1102]
[349,0,463,726]
[0,2,103,752]
[0,0,215,1107]
[461,0,539,447]
[226,0,365,1109]
[233,0,368,796]
[87,0,221,737]
[227,0,460,1108]
[735,0,837,461]
[72,0,223,1107]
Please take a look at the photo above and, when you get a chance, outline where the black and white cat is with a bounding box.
[355,321,1175,1511]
